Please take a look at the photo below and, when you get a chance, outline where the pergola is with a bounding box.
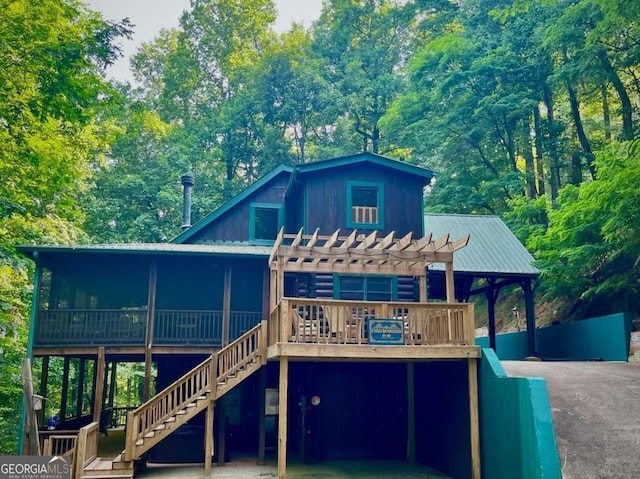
[268,227,470,307]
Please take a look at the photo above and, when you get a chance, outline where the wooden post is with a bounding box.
[93,347,105,425]
[204,354,217,475]
[21,359,40,455]
[468,358,481,479]
[222,264,232,346]
[407,362,415,463]
[523,279,537,357]
[37,356,50,427]
[257,367,267,464]
[108,362,117,409]
[60,357,70,420]
[144,261,157,402]
[445,261,455,302]
[277,357,289,479]
[217,398,227,466]
[486,279,498,351]
[419,274,427,302]
[76,359,86,418]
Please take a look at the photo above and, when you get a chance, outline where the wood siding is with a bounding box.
[301,163,425,236]
[187,173,289,243]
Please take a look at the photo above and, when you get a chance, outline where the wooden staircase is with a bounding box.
[77,321,267,479]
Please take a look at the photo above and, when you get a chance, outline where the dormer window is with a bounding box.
[346,181,384,229]
[250,203,283,245]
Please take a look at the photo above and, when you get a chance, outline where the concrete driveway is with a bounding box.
[502,361,640,479]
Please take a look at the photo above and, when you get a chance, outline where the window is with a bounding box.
[346,181,384,229]
[250,203,283,244]
[334,275,397,301]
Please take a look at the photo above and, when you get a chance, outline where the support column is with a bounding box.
[523,279,537,357]
[144,261,157,402]
[60,357,70,421]
[278,357,289,479]
[217,398,227,466]
[406,362,415,463]
[419,274,427,302]
[204,354,217,475]
[258,367,267,464]
[445,262,455,302]
[93,347,105,426]
[222,264,232,346]
[485,279,498,351]
[468,358,481,479]
[21,359,40,455]
[108,362,117,409]
[37,356,50,427]
[76,359,86,418]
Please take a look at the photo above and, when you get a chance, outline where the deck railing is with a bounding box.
[125,322,266,461]
[270,298,475,347]
[74,422,99,479]
[352,206,378,224]
[35,309,262,347]
[36,309,147,345]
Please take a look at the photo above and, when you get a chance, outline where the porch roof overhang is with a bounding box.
[17,242,272,261]
[268,228,469,276]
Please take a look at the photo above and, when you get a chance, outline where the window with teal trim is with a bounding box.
[346,181,384,229]
[250,203,283,244]
[334,275,397,301]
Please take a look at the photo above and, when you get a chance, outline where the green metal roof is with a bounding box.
[171,164,294,244]
[17,242,272,259]
[295,152,435,179]
[424,214,539,277]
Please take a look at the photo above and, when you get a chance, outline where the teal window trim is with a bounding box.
[332,274,398,301]
[346,180,384,229]
[249,202,284,245]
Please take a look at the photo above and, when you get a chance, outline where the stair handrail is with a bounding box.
[124,321,267,461]
[216,321,265,390]
[124,354,214,460]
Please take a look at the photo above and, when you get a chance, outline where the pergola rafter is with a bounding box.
[269,228,470,307]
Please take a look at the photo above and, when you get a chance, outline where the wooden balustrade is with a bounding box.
[36,309,262,347]
[42,434,77,457]
[352,206,378,224]
[36,309,146,346]
[124,321,266,461]
[74,422,99,479]
[270,298,475,347]
[217,322,264,394]
[125,356,213,460]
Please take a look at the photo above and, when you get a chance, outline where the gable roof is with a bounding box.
[294,152,435,180]
[171,164,293,244]
[424,213,539,277]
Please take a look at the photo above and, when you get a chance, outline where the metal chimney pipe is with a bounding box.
[181,174,194,230]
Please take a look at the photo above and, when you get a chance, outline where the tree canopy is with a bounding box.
[1,0,639,454]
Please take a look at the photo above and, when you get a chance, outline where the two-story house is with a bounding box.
[18,153,540,479]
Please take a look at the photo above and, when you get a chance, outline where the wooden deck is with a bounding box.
[268,298,479,361]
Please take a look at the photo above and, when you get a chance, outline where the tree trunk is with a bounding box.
[521,116,537,199]
[532,105,546,196]
[599,49,634,141]
[566,80,596,180]
[543,85,560,201]
[602,83,612,141]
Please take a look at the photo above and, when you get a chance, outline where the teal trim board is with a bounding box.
[249,202,284,245]
[346,180,385,230]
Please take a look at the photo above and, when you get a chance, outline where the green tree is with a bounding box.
[0,0,131,453]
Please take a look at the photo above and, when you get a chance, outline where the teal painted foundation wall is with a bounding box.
[479,348,561,479]
[476,312,632,361]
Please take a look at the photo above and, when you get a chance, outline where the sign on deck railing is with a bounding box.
[368,319,405,345]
